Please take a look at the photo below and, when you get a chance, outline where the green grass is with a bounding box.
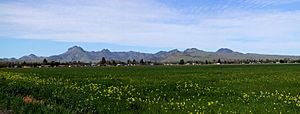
[1,64,300,113]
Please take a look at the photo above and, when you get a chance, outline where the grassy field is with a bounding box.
[1,64,300,113]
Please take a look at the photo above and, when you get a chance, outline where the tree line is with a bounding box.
[0,57,299,68]
[177,58,295,65]
[0,57,161,68]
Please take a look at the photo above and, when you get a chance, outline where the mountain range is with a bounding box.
[2,46,300,63]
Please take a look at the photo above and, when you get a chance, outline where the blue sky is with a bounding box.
[1,0,300,58]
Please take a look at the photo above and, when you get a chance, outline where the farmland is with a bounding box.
[1,64,300,113]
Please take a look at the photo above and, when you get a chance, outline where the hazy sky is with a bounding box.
[1,0,300,58]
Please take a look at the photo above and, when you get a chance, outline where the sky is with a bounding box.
[1,0,300,58]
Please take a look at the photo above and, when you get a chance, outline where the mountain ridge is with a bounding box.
[2,46,300,63]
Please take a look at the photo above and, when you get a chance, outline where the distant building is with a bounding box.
[58,65,67,67]
[40,65,51,68]
[22,66,31,68]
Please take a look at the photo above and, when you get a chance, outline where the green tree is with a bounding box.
[140,59,145,65]
[100,57,106,65]
[132,59,136,64]
[217,59,221,64]
[112,60,117,66]
[43,59,48,64]
[22,61,27,66]
[179,59,185,65]
[127,60,131,64]
[205,60,209,64]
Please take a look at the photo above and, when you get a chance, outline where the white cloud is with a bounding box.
[1,0,300,53]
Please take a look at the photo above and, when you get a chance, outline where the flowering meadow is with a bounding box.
[1,64,300,113]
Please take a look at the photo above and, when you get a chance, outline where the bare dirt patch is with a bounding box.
[0,109,12,114]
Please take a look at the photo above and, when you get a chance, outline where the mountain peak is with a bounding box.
[169,49,180,53]
[216,48,234,53]
[101,49,111,53]
[184,48,203,53]
[68,46,85,52]
[19,54,39,60]
[28,54,38,58]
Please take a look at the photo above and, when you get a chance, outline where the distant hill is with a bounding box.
[19,54,44,62]
[2,46,300,63]
[47,46,156,62]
